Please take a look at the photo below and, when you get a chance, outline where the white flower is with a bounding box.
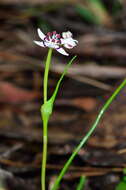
[34,29,78,56]
[61,31,78,49]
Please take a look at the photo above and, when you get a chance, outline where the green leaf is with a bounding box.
[51,79,126,190]
[41,55,77,121]
[75,0,111,26]
[115,169,126,190]
[49,55,77,105]
[112,0,122,15]
[76,176,87,190]
[115,181,126,190]
[75,5,100,24]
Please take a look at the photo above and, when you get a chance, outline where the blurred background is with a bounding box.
[0,0,126,189]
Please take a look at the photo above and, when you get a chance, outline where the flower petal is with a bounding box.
[34,40,45,47]
[61,38,78,49]
[63,43,74,49]
[62,31,72,39]
[56,47,69,56]
[44,41,59,49]
[37,28,46,40]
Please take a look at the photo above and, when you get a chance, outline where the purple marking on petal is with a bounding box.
[58,39,61,44]
[56,47,69,56]
[43,41,46,47]
[56,46,61,50]
[45,36,50,41]
[56,45,63,50]
[55,39,61,44]
[68,44,73,48]
[44,37,46,40]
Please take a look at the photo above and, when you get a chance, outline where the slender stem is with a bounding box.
[43,48,53,103]
[51,79,126,190]
[41,48,53,190]
[76,176,86,190]
[41,118,48,190]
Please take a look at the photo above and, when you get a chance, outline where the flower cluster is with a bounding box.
[34,29,78,56]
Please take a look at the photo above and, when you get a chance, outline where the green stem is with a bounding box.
[51,79,126,190]
[43,48,53,103]
[76,176,86,190]
[41,117,48,190]
[41,48,53,190]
